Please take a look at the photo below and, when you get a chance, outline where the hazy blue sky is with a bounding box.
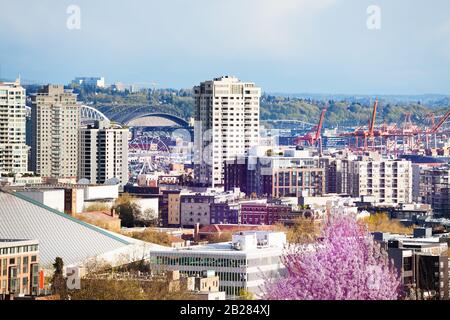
[1,0,450,94]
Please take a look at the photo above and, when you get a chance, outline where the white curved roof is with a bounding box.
[0,191,154,268]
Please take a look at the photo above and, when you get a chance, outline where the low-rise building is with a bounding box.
[150,231,287,298]
[419,165,450,217]
[225,148,326,198]
[71,77,105,88]
[17,189,65,212]
[7,183,119,215]
[210,202,240,225]
[0,239,40,297]
[374,232,449,300]
[0,190,154,269]
[180,193,214,227]
[240,201,291,225]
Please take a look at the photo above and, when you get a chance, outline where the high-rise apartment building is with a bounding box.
[329,152,413,204]
[193,76,261,187]
[31,85,80,179]
[78,121,129,185]
[0,80,29,174]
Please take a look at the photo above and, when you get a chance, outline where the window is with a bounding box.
[403,257,412,271]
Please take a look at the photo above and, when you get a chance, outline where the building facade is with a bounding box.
[193,76,261,187]
[225,150,326,198]
[0,80,29,175]
[329,153,413,204]
[167,190,182,226]
[240,202,292,225]
[180,193,214,227]
[78,121,129,185]
[150,231,286,298]
[71,77,105,88]
[0,239,40,297]
[420,166,450,217]
[374,233,449,300]
[31,85,80,179]
[210,202,240,225]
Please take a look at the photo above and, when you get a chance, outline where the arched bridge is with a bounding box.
[81,105,110,124]
[96,105,190,127]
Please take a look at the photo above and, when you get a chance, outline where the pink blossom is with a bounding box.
[264,214,401,300]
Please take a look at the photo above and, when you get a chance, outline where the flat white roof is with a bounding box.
[151,241,284,257]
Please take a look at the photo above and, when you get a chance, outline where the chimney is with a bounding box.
[194,223,200,242]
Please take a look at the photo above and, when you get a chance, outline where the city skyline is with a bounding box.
[1,0,450,95]
[1,0,449,304]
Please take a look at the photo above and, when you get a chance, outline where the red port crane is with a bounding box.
[364,99,378,150]
[430,109,450,134]
[296,108,327,147]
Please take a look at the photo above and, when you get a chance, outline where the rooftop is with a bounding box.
[0,190,162,267]
[76,211,119,221]
[199,224,277,234]
[152,231,286,256]
[0,239,38,249]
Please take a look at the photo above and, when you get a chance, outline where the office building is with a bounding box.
[150,231,287,297]
[193,76,261,187]
[31,85,80,179]
[78,121,129,185]
[0,239,40,297]
[0,79,29,175]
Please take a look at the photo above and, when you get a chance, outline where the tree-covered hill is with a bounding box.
[24,85,449,128]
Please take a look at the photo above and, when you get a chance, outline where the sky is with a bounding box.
[1,0,450,95]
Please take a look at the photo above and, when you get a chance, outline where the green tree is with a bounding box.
[50,257,68,299]
[113,194,142,227]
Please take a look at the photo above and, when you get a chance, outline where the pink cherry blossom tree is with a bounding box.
[264,214,401,300]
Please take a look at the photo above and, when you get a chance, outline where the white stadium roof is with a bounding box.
[0,190,164,268]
